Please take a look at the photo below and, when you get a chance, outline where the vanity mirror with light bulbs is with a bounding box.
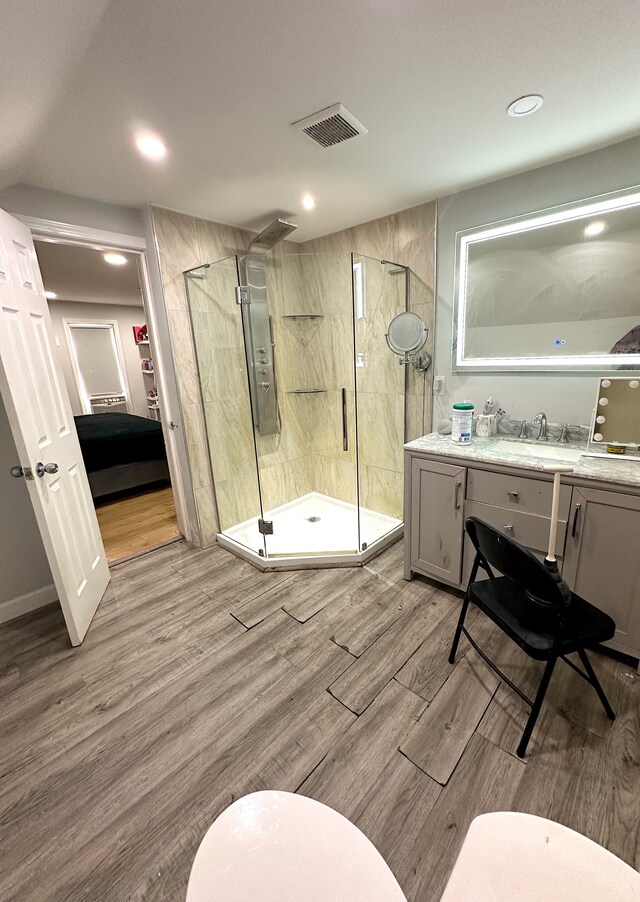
[586,376,640,459]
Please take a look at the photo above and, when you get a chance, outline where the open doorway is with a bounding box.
[34,239,181,564]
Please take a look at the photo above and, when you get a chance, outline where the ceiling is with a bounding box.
[35,240,143,306]
[4,0,640,241]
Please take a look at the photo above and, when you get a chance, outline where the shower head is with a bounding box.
[247,218,298,254]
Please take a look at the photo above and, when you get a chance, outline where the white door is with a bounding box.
[0,208,109,645]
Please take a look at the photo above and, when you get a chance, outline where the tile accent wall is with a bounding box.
[152,201,435,547]
[300,203,436,519]
[151,207,252,546]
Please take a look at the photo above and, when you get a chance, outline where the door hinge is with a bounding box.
[235,285,250,305]
[258,518,274,536]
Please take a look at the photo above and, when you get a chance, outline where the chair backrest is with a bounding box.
[465,516,567,609]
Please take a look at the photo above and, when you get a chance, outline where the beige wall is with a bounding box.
[152,201,435,544]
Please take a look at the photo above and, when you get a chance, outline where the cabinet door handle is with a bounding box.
[504,523,513,532]
[571,502,582,538]
[454,480,462,510]
[507,490,519,499]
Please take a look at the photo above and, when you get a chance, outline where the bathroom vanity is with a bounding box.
[404,433,640,662]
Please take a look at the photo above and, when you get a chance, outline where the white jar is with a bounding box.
[451,402,474,443]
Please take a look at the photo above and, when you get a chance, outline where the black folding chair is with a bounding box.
[449,516,616,757]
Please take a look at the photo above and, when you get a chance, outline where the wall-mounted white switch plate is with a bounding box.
[433,377,444,394]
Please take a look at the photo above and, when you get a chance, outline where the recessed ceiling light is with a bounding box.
[506,94,544,117]
[44,290,57,300]
[135,133,167,161]
[584,220,606,237]
[302,194,316,210]
[104,252,128,266]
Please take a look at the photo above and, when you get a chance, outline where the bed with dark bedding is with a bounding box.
[74,412,170,499]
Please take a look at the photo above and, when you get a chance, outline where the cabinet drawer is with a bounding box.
[467,468,571,519]
[464,500,567,557]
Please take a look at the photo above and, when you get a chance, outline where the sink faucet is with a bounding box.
[533,412,548,441]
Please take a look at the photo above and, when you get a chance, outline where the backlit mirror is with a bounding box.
[454,186,640,371]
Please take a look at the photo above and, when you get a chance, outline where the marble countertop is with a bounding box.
[404,433,640,489]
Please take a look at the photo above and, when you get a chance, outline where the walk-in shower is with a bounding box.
[185,233,419,569]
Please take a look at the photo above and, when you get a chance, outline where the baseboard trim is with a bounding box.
[0,583,58,625]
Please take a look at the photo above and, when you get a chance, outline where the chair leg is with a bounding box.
[517,656,557,758]
[448,593,470,664]
[576,647,616,720]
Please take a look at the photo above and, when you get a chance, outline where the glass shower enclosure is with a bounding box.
[185,251,407,567]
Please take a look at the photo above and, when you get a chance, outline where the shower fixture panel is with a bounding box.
[237,219,297,437]
[238,255,279,436]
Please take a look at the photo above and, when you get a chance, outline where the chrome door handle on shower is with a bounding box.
[341,388,348,452]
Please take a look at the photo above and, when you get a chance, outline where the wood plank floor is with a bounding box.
[95,484,180,564]
[1,539,639,901]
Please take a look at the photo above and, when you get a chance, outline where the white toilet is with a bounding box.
[185,790,407,901]
[440,811,640,902]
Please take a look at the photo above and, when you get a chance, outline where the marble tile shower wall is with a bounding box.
[152,207,250,545]
[152,200,435,546]
[284,253,359,509]
[152,207,315,546]
[300,202,436,520]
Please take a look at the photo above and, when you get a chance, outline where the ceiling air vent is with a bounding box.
[293,103,368,148]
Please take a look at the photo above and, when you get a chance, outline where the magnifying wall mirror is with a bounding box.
[385,311,431,371]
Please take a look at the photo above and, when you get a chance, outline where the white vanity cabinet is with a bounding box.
[404,447,640,661]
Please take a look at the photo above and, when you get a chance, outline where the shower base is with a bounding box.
[218,491,402,571]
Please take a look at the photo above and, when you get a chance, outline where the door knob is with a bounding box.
[35,462,59,477]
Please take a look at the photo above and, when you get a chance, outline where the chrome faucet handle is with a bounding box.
[559,424,582,444]
[518,420,528,439]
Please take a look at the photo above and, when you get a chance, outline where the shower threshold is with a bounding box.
[218,491,403,571]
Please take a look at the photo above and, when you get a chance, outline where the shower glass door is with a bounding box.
[185,256,266,556]
[352,255,406,548]
[242,251,360,558]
